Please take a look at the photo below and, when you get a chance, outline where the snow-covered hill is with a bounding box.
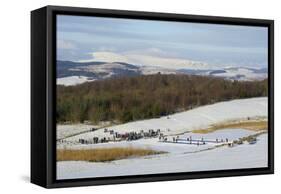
[57,60,268,86]
[205,67,267,81]
[57,134,268,179]
[57,97,268,180]
[57,60,180,86]
[180,67,268,81]
[63,97,267,141]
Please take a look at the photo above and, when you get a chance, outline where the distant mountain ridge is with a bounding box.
[57,60,139,78]
[57,60,268,86]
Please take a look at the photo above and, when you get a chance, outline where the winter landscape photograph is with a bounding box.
[56,15,268,180]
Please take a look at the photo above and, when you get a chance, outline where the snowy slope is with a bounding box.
[57,97,268,180]
[208,67,268,81]
[57,60,181,86]
[57,76,95,86]
[181,67,267,81]
[57,124,101,140]
[57,133,268,179]
[64,97,267,142]
[57,60,268,86]
[57,128,256,154]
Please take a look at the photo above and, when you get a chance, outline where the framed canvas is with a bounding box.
[31,5,274,188]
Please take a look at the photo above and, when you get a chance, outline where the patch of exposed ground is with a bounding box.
[57,147,167,162]
[191,120,267,134]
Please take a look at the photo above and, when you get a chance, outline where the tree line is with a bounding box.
[57,74,268,124]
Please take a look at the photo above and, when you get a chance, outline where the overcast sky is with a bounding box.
[57,15,268,69]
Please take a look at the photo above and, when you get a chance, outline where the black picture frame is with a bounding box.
[31,5,274,188]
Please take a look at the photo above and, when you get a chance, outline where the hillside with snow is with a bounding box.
[57,134,268,179]
[57,97,268,180]
[62,97,267,141]
[56,60,267,86]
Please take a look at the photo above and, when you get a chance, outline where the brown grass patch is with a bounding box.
[192,120,268,134]
[57,147,166,162]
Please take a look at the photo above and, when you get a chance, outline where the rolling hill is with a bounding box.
[57,60,268,86]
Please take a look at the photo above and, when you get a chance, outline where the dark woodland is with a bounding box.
[57,74,268,124]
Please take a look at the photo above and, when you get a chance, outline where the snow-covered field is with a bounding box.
[57,76,95,86]
[209,67,267,81]
[57,133,268,179]
[57,124,101,140]
[57,97,268,180]
[60,97,267,142]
